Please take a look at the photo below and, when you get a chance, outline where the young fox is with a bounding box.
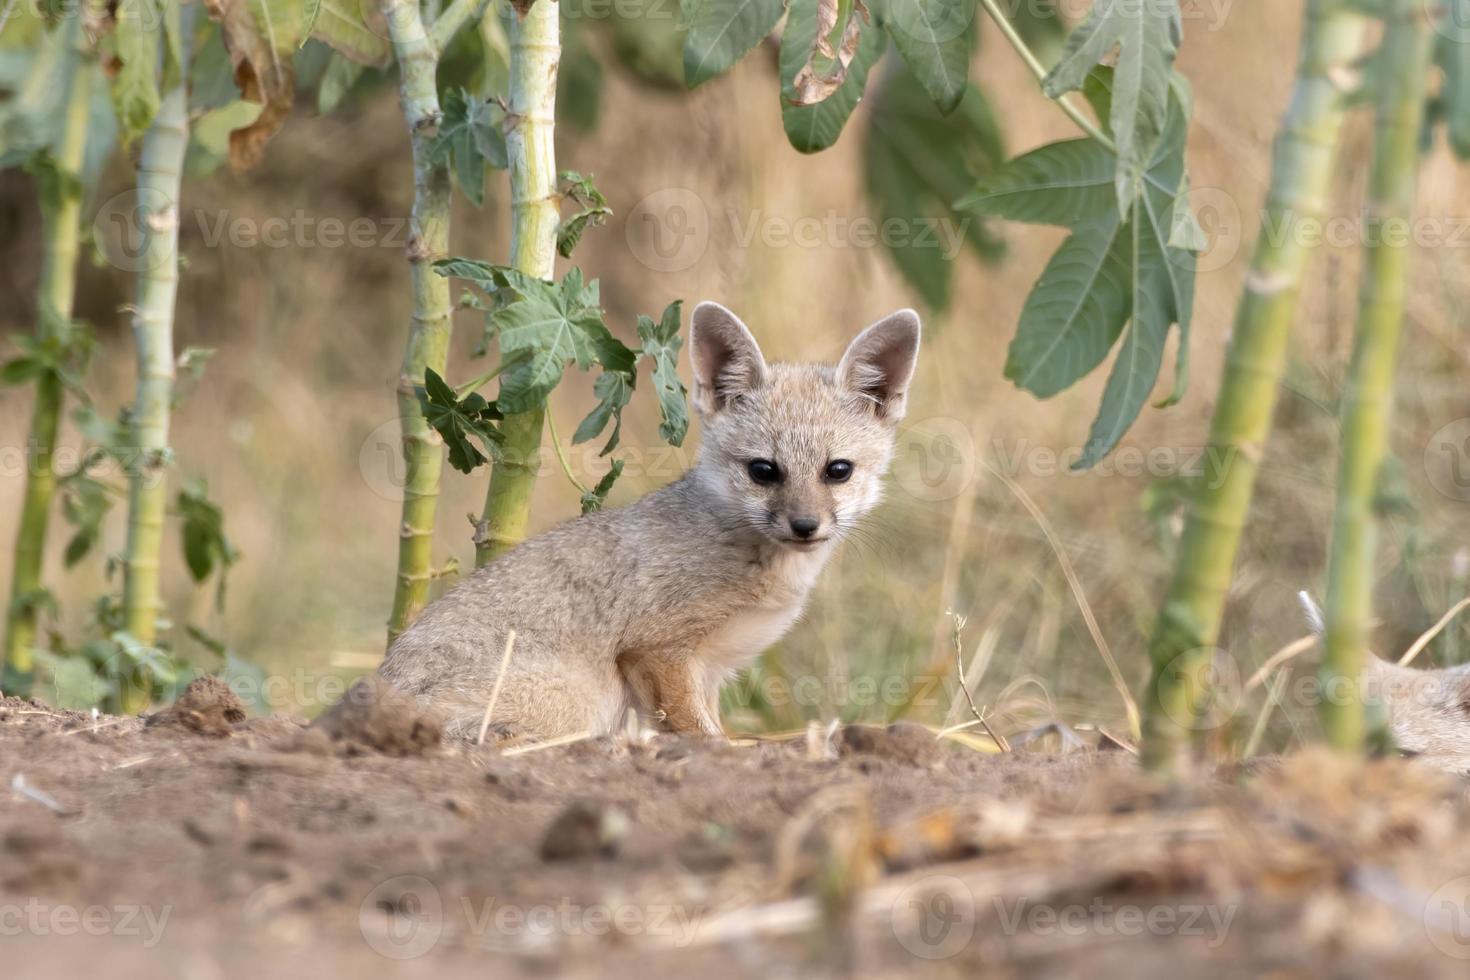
[379,302,922,741]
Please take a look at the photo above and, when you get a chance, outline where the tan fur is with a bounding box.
[379,303,921,741]
[1365,656,1470,773]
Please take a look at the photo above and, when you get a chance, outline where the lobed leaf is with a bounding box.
[874,0,974,114]
[683,0,786,88]
[1042,0,1182,208]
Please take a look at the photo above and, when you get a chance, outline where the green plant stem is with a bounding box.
[428,0,490,52]
[1321,0,1431,751]
[544,409,589,496]
[385,0,458,644]
[120,20,194,711]
[975,0,1117,153]
[2,20,90,687]
[1140,0,1369,774]
[475,0,560,566]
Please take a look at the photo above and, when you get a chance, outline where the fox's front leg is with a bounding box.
[618,651,723,736]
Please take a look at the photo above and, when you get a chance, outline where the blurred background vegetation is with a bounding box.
[1,0,1467,750]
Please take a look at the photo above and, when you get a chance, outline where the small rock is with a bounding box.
[146,676,247,737]
[539,800,629,862]
[840,722,945,768]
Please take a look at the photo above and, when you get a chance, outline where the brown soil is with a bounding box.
[3,694,1470,978]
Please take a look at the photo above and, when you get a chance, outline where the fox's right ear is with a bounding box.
[689,302,768,415]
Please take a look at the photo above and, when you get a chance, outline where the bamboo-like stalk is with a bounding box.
[474,0,559,567]
[383,0,456,644]
[1321,1,1431,751]
[1140,0,1369,773]
[2,20,91,686]
[119,25,193,704]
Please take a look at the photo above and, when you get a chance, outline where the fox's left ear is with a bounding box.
[837,309,921,422]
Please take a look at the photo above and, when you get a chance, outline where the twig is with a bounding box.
[476,629,518,745]
[985,463,1141,741]
[1399,597,1470,666]
[499,730,591,756]
[949,611,1009,752]
[1244,634,1318,692]
[10,774,76,815]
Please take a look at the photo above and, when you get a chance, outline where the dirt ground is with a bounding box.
[4,686,1470,979]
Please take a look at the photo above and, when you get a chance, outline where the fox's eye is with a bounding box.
[747,459,782,485]
[825,460,854,483]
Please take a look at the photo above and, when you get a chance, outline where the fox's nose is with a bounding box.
[789,516,820,539]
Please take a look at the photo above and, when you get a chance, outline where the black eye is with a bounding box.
[747,459,782,485]
[825,460,854,483]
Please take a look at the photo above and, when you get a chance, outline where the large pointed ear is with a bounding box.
[689,301,768,415]
[837,309,921,422]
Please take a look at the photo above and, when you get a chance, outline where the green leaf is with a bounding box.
[557,170,612,257]
[560,20,605,132]
[638,300,690,446]
[1005,215,1132,398]
[574,369,636,455]
[61,474,113,568]
[108,0,163,141]
[965,88,1196,465]
[780,0,885,152]
[683,0,785,88]
[308,0,392,67]
[1437,0,1470,158]
[1042,0,1182,208]
[863,71,1007,309]
[874,0,974,114]
[955,138,1115,227]
[0,357,43,385]
[428,88,507,208]
[418,367,505,474]
[176,478,240,605]
[493,269,612,413]
[581,459,624,514]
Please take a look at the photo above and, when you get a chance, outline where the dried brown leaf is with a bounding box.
[789,0,868,108]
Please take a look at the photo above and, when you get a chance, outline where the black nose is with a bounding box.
[789,516,820,539]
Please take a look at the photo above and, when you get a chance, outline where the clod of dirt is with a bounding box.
[840,722,945,767]
[310,676,443,756]
[146,676,247,737]
[539,799,630,862]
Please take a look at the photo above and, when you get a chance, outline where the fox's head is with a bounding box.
[687,301,921,551]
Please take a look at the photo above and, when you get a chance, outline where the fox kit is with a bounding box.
[379,302,922,741]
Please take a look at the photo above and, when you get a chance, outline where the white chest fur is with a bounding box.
[697,544,833,673]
